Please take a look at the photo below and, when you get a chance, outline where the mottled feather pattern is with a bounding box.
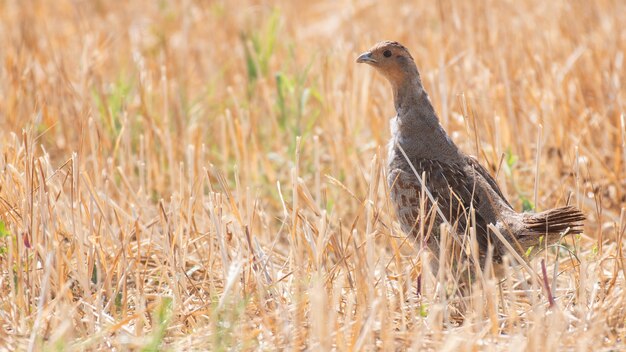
[388,155,493,251]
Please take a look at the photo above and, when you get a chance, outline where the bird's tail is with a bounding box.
[522,206,585,239]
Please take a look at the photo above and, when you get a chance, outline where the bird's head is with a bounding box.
[356,41,419,87]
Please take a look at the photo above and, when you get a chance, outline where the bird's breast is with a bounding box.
[387,116,400,164]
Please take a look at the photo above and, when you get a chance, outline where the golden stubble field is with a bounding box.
[0,0,625,350]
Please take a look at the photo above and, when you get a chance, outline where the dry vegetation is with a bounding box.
[0,0,625,350]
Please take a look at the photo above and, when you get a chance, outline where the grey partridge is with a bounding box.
[357,41,585,271]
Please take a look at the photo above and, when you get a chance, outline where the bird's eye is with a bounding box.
[383,50,392,57]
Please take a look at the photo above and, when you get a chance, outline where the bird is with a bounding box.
[356,41,585,274]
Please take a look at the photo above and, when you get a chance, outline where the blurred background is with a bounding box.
[2,0,624,214]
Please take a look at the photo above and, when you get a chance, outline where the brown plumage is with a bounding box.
[357,41,585,271]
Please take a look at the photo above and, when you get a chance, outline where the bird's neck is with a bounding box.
[392,74,426,112]
[390,72,459,160]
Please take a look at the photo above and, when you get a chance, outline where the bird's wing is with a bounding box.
[391,157,501,262]
[405,158,490,236]
[466,155,513,209]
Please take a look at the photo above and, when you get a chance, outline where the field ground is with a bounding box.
[1,0,625,350]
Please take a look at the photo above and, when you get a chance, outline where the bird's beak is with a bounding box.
[356,51,376,64]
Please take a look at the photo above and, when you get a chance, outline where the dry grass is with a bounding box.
[1,0,625,350]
